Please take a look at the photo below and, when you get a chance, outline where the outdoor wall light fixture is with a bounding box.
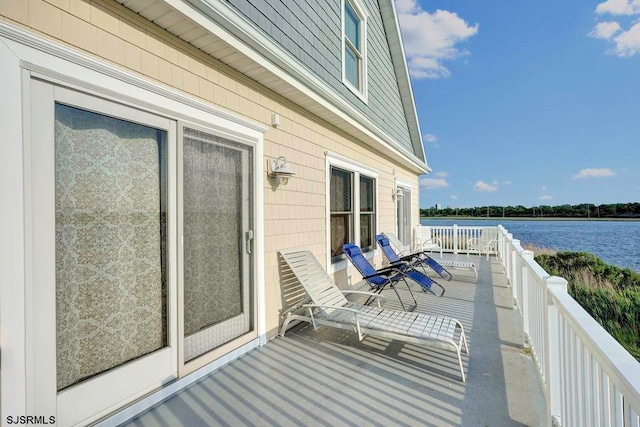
[268,156,295,185]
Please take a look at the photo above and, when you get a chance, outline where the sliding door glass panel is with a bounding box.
[55,103,167,391]
[403,188,412,244]
[183,127,253,361]
[396,186,412,246]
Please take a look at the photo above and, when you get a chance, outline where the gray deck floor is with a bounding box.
[121,256,546,427]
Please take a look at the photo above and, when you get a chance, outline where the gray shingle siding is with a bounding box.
[225,0,415,156]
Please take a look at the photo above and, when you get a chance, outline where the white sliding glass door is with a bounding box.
[30,81,177,426]
[179,126,255,366]
[396,185,412,246]
[27,77,258,425]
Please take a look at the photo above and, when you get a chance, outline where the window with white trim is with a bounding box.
[329,159,377,262]
[342,0,368,100]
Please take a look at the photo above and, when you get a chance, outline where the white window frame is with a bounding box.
[326,152,378,273]
[341,0,368,103]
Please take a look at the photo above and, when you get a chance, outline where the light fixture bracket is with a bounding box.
[268,156,295,185]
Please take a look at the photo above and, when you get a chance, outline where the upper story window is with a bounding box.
[342,0,368,102]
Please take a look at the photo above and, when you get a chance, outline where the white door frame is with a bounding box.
[1,22,267,426]
[28,81,180,427]
[177,122,259,376]
[394,178,413,246]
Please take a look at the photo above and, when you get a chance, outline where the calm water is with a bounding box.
[420,219,640,273]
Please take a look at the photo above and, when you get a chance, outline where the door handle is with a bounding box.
[245,230,254,254]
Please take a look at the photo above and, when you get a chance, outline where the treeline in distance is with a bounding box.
[421,203,640,219]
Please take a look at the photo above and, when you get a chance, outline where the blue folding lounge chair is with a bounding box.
[343,244,445,309]
[383,232,477,281]
[375,234,453,282]
[341,243,417,311]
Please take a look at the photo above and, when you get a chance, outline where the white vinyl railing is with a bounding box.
[498,225,640,427]
[418,224,640,426]
[418,224,499,255]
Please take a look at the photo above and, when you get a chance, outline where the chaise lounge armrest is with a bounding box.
[302,304,362,314]
[341,290,386,302]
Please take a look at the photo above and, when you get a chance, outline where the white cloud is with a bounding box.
[611,23,640,56]
[589,21,622,40]
[396,0,478,79]
[420,177,450,189]
[572,168,616,179]
[540,186,547,192]
[591,1,640,56]
[434,171,449,177]
[450,195,458,200]
[423,133,440,147]
[408,58,451,79]
[473,181,497,192]
[539,195,553,201]
[502,180,512,185]
[595,0,640,15]
[423,133,438,143]
[491,180,499,186]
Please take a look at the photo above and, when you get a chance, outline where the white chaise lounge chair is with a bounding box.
[467,227,499,261]
[279,249,469,382]
[415,225,443,258]
[384,232,477,280]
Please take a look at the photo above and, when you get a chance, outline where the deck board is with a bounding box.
[116,255,546,427]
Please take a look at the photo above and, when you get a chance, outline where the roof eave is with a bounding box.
[119,0,429,173]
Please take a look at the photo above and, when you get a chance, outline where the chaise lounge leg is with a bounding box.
[455,343,466,383]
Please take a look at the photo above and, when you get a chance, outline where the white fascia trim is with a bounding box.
[341,0,369,103]
[378,0,429,167]
[0,22,268,135]
[178,0,428,173]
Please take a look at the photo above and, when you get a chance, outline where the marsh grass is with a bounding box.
[534,250,640,361]
[521,243,557,257]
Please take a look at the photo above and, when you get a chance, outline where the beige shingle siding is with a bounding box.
[2,0,419,338]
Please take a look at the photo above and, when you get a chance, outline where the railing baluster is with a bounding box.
[602,371,611,427]
[614,387,623,427]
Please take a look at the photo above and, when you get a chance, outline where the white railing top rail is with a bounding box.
[423,225,499,230]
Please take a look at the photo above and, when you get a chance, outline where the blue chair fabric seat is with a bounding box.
[343,243,445,312]
[375,234,453,282]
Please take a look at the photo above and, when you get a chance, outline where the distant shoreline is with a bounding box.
[419,216,640,222]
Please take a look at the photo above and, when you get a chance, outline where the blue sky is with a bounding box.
[396,0,640,208]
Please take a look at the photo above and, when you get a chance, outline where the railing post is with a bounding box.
[453,224,459,255]
[511,239,521,299]
[545,276,568,427]
[498,226,506,270]
[505,233,513,284]
[521,250,534,345]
